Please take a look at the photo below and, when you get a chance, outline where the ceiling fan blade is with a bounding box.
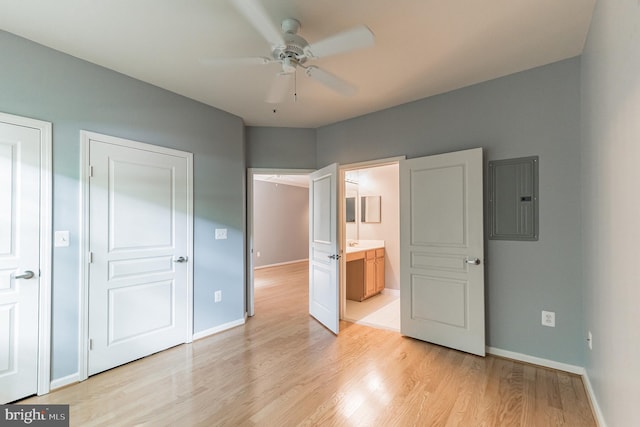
[200,57,272,66]
[305,66,356,96]
[230,0,285,48]
[306,25,374,58]
[265,72,293,104]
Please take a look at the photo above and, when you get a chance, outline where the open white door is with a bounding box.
[309,163,340,334]
[400,148,485,356]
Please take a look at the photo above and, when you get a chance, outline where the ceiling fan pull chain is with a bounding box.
[294,70,298,103]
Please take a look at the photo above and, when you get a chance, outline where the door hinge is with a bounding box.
[88,252,93,263]
[89,165,94,177]
[88,339,93,351]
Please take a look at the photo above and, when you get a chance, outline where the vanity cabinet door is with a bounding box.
[346,248,385,301]
[375,248,385,293]
[346,258,365,301]
[364,250,377,298]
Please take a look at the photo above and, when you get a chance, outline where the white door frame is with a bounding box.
[246,168,313,316]
[0,112,52,396]
[78,131,193,380]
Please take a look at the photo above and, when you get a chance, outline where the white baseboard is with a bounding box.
[192,317,245,341]
[49,372,81,391]
[581,371,607,427]
[486,346,584,375]
[254,258,308,270]
[381,288,400,297]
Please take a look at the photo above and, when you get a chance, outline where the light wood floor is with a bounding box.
[23,261,596,426]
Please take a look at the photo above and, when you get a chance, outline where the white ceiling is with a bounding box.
[0,0,595,128]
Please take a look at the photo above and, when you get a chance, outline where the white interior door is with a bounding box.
[87,133,191,376]
[309,163,339,334]
[0,117,44,402]
[400,148,485,356]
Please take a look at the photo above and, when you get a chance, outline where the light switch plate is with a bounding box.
[54,230,70,247]
[215,228,227,240]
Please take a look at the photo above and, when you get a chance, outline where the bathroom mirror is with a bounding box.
[345,197,356,223]
[361,196,381,223]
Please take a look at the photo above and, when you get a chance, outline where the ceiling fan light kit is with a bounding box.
[208,0,375,103]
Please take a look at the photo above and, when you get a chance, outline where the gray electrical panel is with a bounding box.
[489,156,538,241]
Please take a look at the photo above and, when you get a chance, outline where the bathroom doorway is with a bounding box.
[340,161,401,331]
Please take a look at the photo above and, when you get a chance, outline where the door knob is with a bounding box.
[327,254,342,260]
[466,258,481,265]
[173,256,187,263]
[15,270,35,279]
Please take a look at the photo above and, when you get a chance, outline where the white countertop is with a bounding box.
[345,239,385,254]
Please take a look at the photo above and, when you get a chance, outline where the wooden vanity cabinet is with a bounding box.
[346,248,385,301]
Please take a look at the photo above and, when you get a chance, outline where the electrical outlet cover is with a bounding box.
[541,310,555,327]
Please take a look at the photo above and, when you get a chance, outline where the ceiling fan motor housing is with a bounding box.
[272,18,309,72]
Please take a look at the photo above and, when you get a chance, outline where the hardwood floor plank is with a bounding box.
[20,261,596,426]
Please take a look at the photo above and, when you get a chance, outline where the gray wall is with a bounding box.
[317,58,583,365]
[0,31,246,381]
[580,0,640,424]
[253,181,308,267]
[246,126,316,169]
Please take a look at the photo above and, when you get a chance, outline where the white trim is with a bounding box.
[582,371,607,427]
[381,288,400,297]
[486,346,584,375]
[338,156,406,170]
[0,112,53,396]
[78,136,90,381]
[78,130,194,380]
[192,317,246,341]
[254,258,308,270]
[49,373,81,391]
[37,119,52,396]
[246,168,314,317]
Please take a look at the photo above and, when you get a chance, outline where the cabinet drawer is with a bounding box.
[375,248,385,257]
[346,251,365,262]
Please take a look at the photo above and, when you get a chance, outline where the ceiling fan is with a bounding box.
[203,0,375,103]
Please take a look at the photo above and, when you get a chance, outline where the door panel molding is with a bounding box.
[79,131,193,380]
[400,148,485,356]
[0,112,52,398]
